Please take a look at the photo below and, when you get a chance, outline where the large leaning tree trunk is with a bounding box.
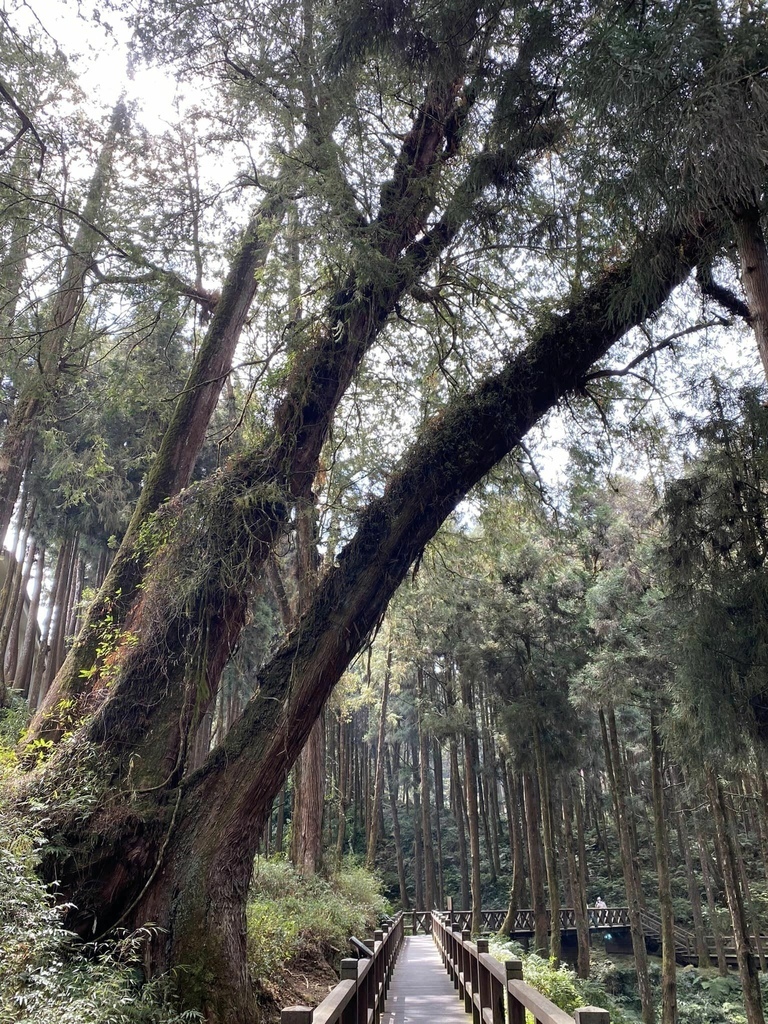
[28,22,560,763]
[23,218,720,1023]
[25,59,484,743]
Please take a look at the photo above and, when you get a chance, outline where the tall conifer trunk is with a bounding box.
[650,715,677,1024]
[603,707,655,1024]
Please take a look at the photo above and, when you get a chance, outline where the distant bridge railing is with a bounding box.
[407,906,631,935]
[280,912,404,1024]
[432,912,609,1024]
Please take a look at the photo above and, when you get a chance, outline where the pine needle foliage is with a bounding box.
[662,383,768,760]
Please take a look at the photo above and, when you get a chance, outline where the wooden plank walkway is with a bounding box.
[381,935,471,1023]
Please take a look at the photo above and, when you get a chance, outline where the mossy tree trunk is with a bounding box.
[35,220,716,1022]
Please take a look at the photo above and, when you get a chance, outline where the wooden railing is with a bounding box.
[281,912,404,1024]
[431,912,610,1024]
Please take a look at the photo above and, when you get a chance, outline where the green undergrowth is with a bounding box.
[0,777,199,1024]
[490,937,758,1024]
[489,939,639,1024]
[246,858,390,985]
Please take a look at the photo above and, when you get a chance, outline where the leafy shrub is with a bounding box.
[0,697,28,776]
[675,968,748,1024]
[246,858,390,983]
[489,941,636,1024]
[0,809,198,1024]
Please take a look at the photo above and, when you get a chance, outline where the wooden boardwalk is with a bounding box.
[381,935,471,1023]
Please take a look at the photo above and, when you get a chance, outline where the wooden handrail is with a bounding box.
[281,912,404,1024]
[431,911,610,1024]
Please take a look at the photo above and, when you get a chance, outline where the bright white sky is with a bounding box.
[17,0,181,131]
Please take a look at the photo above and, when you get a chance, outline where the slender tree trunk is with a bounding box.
[385,744,410,909]
[671,769,711,968]
[450,734,471,912]
[650,714,677,1024]
[524,771,549,954]
[501,759,526,933]
[533,724,561,965]
[411,739,425,911]
[335,714,349,864]
[563,777,590,978]
[695,811,728,974]
[366,646,392,868]
[726,791,767,970]
[706,768,765,1024]
[5,537,35,683]
[27,535,70,710]
[418,667,437,908]
[460,671,483,933]
[17,542,43,697]
[604,707,655,1024]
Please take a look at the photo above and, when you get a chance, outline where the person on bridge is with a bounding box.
[594,897,607,910]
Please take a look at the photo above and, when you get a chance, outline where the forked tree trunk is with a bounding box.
[35,221,714,1022]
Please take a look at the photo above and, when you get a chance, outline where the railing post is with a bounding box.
[340,958,358,1024]
[477,938,491,1024]
[574,1009,610,1024]
[505,958,525,1024]
[468,936,480,1024]
[461,929,472,1013]
[451,924,462,988]
[374,930,384,1021]
[281,1009,313,1023]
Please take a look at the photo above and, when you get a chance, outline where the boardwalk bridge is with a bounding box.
[279,911,614,1024]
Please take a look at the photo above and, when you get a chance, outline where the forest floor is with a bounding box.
[257,947,339,1021]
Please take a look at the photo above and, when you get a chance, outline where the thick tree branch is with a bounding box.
[697,263,752,321]
[193,217,722,850]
